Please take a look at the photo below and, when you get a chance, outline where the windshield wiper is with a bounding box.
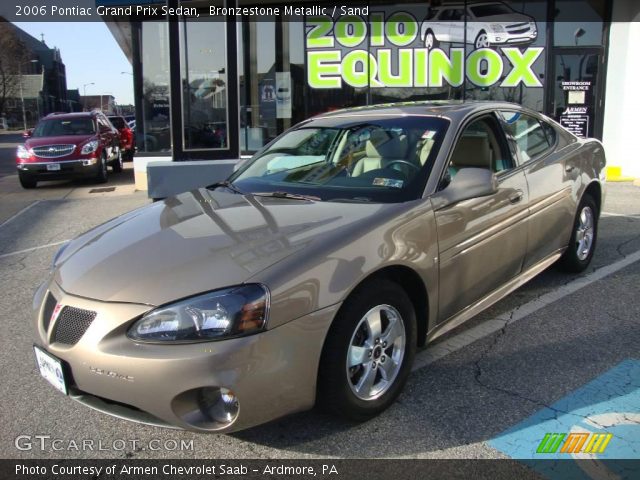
[253,191,321,202]
[207,180,245,195]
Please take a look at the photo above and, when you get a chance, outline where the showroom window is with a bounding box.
[179,0,229,151]
[140,21,171,153]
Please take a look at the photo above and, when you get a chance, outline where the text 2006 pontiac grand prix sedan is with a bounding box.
[33,101,606,432]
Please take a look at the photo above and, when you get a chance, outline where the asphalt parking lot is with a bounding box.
[0,161,638,462]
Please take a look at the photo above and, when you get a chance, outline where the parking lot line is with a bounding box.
[413,248,640,371]
[0,200,40,229]
[0,239,68,260]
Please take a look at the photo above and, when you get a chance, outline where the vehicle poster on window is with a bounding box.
[304,2,543,90]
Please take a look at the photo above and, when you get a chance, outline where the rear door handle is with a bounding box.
[565,165,575,172]
[509,190,524,204]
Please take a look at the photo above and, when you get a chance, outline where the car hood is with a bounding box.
[26,135,95,148]
[54,188,388,306]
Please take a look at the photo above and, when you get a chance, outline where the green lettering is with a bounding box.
[342,50,374,88]
[369,12,385,47]
[306,16,334,49]
[414,49,428,87]
[385,12,418,47]
[377,49,413,87]
[501,47,543,87]
[466,49,503,87]
[307,51,342,88]
[335,15,367,48]
[429,48,464,87]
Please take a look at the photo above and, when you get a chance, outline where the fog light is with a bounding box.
[199,387,239,424]
[82,159,97,166]
[172,386,240,430]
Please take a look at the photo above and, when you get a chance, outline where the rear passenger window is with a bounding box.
[498,112,551,162]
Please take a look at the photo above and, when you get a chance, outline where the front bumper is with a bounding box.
[17,159,100,180]
[489,31,537,45]
[32,279,338,433]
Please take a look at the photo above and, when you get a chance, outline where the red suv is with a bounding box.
[108,115,135,161]
[16,111,123,189]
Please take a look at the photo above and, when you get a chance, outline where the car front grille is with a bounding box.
[505,22,533,33]
[51,306,97,345]
[32,144,76,158]
[41,291,57,332]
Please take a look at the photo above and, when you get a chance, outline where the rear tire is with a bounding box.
[558,194,598,273]
[19,173,37,189]
[317,278,416,421]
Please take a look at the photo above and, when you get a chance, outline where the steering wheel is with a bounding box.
[386,160,421,174]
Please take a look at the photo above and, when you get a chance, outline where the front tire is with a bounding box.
[475,31,491,49]
[19,172,37,189]
[95,152,108,184]
[317,278,416,421]
[558,194,598,272]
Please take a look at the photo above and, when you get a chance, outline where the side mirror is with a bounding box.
[437,167,498,206]
[23,129,33,138]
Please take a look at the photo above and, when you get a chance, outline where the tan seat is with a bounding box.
[450,135,492,170]
[352,131,408,176]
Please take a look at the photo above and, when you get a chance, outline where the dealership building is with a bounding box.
[100,0,640,193]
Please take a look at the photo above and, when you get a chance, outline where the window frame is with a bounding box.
[435,111,517,193]
[497,110,559,167]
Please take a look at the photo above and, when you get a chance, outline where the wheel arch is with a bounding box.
[583,180,602,217]
[338,265,430,348]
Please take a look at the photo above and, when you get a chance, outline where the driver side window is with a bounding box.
[447,116,513,180]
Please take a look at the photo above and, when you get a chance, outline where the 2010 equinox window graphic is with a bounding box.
[305,12,543,90]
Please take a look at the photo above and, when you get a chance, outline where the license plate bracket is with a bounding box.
[34,346,67,395]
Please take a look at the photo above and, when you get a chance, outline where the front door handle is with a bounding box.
[509,190,524,204]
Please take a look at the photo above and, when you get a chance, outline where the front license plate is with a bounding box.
[46,163,61,171]
[34,346,67,395]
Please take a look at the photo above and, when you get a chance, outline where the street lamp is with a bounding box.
[83,82,94,111]
[19,59,38,131]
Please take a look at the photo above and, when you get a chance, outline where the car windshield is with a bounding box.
[109,117,126,129]
[470,4,514,17]
[229,116,448,203]
[33,118,95,137]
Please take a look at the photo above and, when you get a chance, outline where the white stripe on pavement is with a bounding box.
[0,240,68,260]
[0,200,41,228]
[412,249,640,371]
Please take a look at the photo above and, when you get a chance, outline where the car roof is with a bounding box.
[313,100,528,123]
[42,111,99,120]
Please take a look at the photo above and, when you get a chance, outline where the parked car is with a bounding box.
[16,111,122,189]
[108,115,135,161]
[421,1,538,50]
[33,101,605,432]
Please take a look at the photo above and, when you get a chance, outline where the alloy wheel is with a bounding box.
[346,304,406,401]
[576,206,595,261]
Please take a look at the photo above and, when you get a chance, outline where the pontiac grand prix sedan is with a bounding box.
[33,101,606,432]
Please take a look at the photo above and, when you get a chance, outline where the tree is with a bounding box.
[0,22,30,116]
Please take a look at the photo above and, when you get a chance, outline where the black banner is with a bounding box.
[2,459,640,480]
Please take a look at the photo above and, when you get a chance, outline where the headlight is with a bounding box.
[128,284,270,343]
[490,23,505,33]
[17,145,32,160]
[81,140,99,155]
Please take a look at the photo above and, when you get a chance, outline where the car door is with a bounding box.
[497,111,575,269]
[97,116,114,160]
[432,114,529,322]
